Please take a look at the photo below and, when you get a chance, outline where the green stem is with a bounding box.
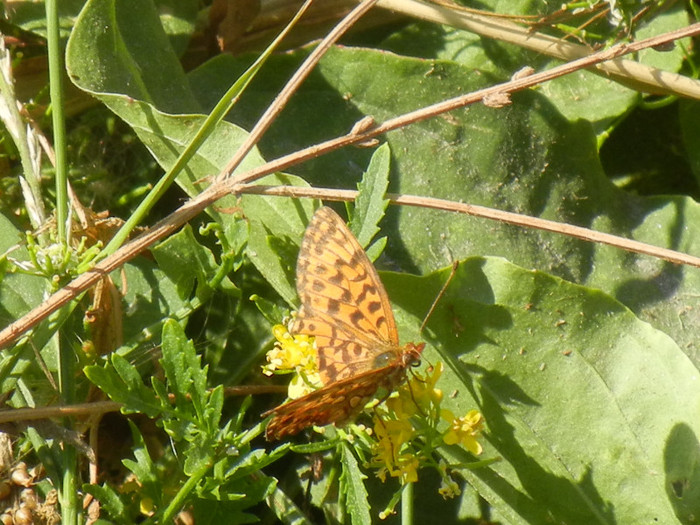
[159,460,212,523]
[45,0,68,244]
[46,1,75,521]
[60,445,78,524]
[401,481,414,525]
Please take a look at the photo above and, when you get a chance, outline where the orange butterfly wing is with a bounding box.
[264,207,424,441]
[292,206,399,384]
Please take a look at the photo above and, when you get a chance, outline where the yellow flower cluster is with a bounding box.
[263,324,486,497]
[373,417,420,483]
[261,324,320,398]
[370,362,484,491]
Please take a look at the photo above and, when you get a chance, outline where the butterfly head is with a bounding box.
[404,342,425,368]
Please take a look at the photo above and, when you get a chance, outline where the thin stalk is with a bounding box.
[46,0,77,522]
[45,0,68,244]
[159,460,212,523]
[401,481,414,525]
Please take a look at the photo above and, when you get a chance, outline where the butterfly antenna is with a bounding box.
[419,261,459,335]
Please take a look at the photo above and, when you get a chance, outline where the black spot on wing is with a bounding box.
[326,298,340,314]
[356,283,378,303]
[367,301,381,313]
[349,310,364,328]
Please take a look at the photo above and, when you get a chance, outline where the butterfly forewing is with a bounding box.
[264,206,424,441]
[293,207,399,383]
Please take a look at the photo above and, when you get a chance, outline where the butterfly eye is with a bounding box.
[373,351,397,369]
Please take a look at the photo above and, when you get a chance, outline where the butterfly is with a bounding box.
[263,206,425,441]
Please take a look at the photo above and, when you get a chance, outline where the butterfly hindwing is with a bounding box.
[264,366,391,440]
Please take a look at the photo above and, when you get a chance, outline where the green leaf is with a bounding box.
[239,173,318,306]
[84,355,162,417]
[383,257,700,524]
[67,0,199,113]
[364,236,387,264]
[229,45,699,355]
[339,442,371,525]
[192,476,274,524]
[112,258,191,359]
[82,483,130,525]
[250,294,289,326]
[24,427,64,494]
[183,436,214,477]
[267,485,312,525]
[351,142,391,249]
[152,224,237,303]
[160,319,198,405]
[122,420,162,506]
[204,384,224,432]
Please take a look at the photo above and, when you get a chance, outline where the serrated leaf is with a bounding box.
[82,483,130,525]
[204,384,224,432]
[183,436,214,477]
[364,236,387,264]
[351,142,391,249]
[160,319,202,406]
[192,475,276,523]
[85,355,161,417]
[339,442,371,525]
[122,420,162,506]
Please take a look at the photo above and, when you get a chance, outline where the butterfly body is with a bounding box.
[263,207,424,441]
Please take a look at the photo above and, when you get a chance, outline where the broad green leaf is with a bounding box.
[636,7,691,72]
[220,46,698,357]
[66,1,321,307]
[152,225,223,301]
[108,258,190,362]
[239,173,318,307]
[67,0,198,113]
[381,257,700,524]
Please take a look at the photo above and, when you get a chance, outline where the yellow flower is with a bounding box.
[441,409,484,455]
[262,324,320,398]
[376,453,420,484]
[372,416,418,483]
[387,361,444,418]
[438,477,462,499]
